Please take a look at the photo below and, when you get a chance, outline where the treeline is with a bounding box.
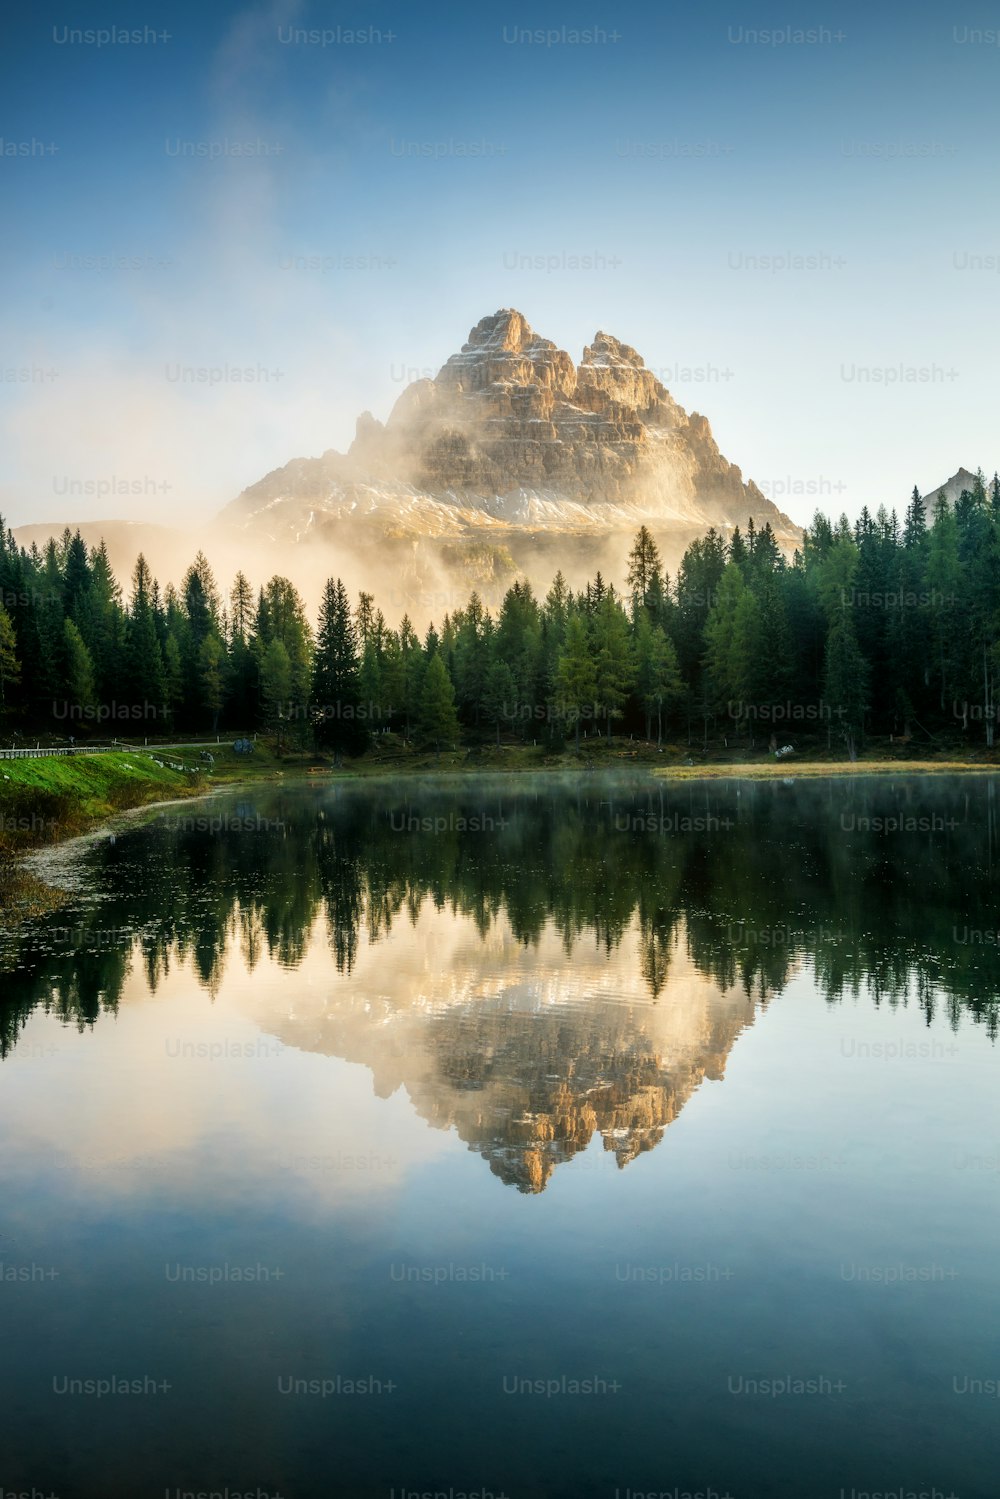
[1,470,999,755]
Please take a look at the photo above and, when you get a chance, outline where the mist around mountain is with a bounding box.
[13,310,800,619]
[224,309,798,536]
[219,307,800,605]
[10,311,981,629]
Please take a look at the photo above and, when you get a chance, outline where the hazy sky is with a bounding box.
[2,0,998,532]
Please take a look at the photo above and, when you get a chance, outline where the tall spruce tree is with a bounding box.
[0,604,20,716]
[556,613,597,752]
[635,613,682,744]
[626,526,663,619]
[312,578,364,756]
[125,555,166,721]
[824,611,869,761]
[482,658,517,746]
[591,590,634,739]
[418,651,460,754]
[259,638,292,751]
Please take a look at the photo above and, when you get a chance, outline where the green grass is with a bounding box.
[187,740,304,782]
[0,750,205,856]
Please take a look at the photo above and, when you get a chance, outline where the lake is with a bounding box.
[2,772,999,1499]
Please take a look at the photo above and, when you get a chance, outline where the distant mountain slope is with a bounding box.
[920,468,983,510]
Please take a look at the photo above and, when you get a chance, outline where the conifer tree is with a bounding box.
[355,592,375,649]
[926,496,962,710]
[62,619,96,720]
[453,593,490,725]
[125,555,166,717]
[0,604,20,715]
[198,634,226,734]
[163,635,184,728]
[591,590,634,739]
[626,525,663,618]
[357,637,386,733]
[257,577,312,742]
[227,572,256,730]
[259,638,292,750]
[312,578,364,755]
[418,651,460,754]
[556,613,597,751]
[635,614,682,744]
[704,563,747,719]
[482,659,517,746]
[824,612,868,761]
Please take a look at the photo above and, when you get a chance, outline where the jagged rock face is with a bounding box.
[346,309,771,520]
[225,308,797,540]
[577,329,673,415]
[435,308,578,400]
[14,310,807,628]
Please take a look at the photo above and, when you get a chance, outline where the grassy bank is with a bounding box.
[0,751,206,856]
[0,750,211,917]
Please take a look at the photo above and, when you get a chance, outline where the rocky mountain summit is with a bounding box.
[347,309,781,519]
[221,309,800,599]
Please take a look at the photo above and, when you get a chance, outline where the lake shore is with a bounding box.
[0,751,209,918]
[654,759,998,780]
[1,739,997,914]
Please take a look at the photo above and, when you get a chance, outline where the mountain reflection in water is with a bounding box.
[2,773,998,1193]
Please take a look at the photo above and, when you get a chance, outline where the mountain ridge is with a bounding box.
[222,308,801,554]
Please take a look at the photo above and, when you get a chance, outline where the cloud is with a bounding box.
[0,0,367,531]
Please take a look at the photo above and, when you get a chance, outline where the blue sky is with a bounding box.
[2,0,999,530]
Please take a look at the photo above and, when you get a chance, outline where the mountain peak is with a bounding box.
[462,308,540,354]
[581,330,647,369]
[435,309,574,399]
[440,313,656,400]
[354,310,794,533]
[224,307,800,602]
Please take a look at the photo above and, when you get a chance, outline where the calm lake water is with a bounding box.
[2,772,1000,1499]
